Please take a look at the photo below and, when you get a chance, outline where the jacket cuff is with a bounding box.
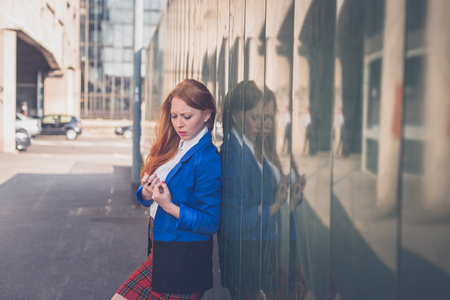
[176,204,200,231]
[136,185,153,207]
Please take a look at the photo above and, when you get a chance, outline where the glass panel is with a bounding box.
[123,25,133,47]
[221,81,264,298]
[264,0,294,299]
[220,1,258,299]
[367,58,382,129]
[108,9,133,23]
[292,1,335,299]
[60,116,72,123]
[41,115,58,124]
[228,0,245,86]
[399,0,450,298]
[105,0,133,9]
[331,1,397,299]
[123,49,133,62]
[206,0,218,132]
[215,0,229,117]
[102,23,114,46]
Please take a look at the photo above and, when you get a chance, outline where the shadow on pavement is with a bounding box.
[0,166,148,299]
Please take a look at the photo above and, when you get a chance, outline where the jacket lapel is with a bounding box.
[165,131,212,184]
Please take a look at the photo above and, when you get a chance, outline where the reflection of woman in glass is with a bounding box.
[256,88,306,212]
[220,81,284,299]
[255,88,308,299]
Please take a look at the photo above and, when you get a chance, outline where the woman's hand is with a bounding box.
[291,174,306,211]
[153,181,180,218]
[267,177,288,216]
[141,172,160,200]
[275,177,289,207]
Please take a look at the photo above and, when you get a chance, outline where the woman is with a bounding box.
[20,101,28,116]
[255,88,308,299]
[112,79,222,300]
[254,88,305,212]
[220,81,282,299]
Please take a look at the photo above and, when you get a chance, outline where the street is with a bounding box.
[0,135,149,299]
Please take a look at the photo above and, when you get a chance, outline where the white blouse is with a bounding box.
[231,128,263,171]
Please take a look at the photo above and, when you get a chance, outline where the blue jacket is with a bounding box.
[219,132,281,293]
[220,132,279,241]
[136,131,222,293]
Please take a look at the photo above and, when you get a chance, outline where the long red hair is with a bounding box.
[141,79,216,177]
[254,87,282,171]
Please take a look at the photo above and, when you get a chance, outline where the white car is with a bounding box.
[16,112,42,137]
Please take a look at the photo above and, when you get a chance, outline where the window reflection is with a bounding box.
[220,81,266,298]
[260,87,308,299]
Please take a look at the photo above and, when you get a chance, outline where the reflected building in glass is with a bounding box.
[143,0,450,299]
[79,0,165,119]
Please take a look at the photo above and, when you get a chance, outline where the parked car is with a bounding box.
[115,125,133,139]
[40,115,82,140]
[16,130,31,151]
[16,112,41,137]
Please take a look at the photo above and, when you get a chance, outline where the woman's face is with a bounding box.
[170,97,210,141]
[263,100,275,138]
[233,101,263,142]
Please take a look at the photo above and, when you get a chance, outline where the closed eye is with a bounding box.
[252,114,260,121]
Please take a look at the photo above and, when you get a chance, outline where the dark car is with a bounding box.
[16,130,31,151]
[41,115,82,140]
[115,125,133,139]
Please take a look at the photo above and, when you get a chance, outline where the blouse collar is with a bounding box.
[231,128,255,155]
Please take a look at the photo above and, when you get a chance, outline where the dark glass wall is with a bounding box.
[143,0,450,299]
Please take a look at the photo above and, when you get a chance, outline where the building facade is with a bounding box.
[143,0,450,299]
[79,0,165,119]
[0,0,81,153]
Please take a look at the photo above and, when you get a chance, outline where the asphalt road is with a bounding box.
[0,135,149,299]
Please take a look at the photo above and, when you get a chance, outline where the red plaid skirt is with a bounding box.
[116,219,203,300]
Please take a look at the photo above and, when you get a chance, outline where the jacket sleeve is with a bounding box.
[136,185,153,207]
[176,147,222,234]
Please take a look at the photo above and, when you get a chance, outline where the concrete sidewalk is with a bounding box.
[0,137,149,299]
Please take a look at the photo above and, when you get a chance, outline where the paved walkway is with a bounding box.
[0,136,149,299]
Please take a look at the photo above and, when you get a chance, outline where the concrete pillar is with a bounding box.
[37,71,44,117]
[376,0,406,208]
[423,1,450,210]
[0,30,17,153]
[292,0,311,156]
[67,68,74,115]
[291,56,309,156]
[245,0,265,85]
[44,74,68,114]
[43,69,79,117]
[333,57,343,155]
